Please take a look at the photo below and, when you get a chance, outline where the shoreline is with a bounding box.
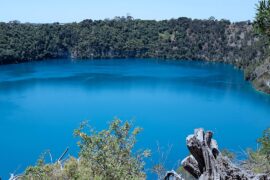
[0,57,269,94]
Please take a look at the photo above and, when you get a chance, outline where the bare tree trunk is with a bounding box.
[164,128,269,180]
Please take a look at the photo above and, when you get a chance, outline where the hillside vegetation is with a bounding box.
[0,17,270,93]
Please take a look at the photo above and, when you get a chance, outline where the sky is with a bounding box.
[0,0,260,23]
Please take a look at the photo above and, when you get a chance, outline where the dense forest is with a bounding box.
[0,17,269,93]
[0,17,267,65]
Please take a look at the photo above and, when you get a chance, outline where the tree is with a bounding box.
[254,0,270,36]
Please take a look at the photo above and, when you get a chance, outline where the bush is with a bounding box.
[21,119,150,180]
[243,128,270,174]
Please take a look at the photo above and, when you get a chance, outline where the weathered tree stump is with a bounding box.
[164,128,269,180]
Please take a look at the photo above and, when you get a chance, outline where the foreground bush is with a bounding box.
[243,128,270,175]
[21,119,150,180]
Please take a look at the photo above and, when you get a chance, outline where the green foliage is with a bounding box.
[244,128,270,174]
[0,17,263,66]
[254,0,270,36]
[257,127,270,157]
[21,119,150,180]
[74,119,150,179]
[245,149,270,174]
[221,149,235,160]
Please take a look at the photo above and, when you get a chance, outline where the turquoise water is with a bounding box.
[0,59,269,178]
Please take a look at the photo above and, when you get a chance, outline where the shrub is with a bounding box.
[21,119,150,180]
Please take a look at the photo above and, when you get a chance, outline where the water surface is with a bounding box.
[0,59,269,178]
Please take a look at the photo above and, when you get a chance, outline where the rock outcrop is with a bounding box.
[252,58,270,93]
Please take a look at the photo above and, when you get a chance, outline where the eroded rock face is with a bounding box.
[252,58,270,93]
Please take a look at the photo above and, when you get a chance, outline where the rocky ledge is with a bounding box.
[251,58,270,94]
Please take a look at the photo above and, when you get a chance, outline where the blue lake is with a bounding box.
[0,59,269,178]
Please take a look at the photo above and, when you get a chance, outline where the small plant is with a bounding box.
[257,128,270,158]
[243,128,270,174]
[221,149,236,160]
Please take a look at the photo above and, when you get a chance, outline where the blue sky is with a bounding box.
[0,0,260,23]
